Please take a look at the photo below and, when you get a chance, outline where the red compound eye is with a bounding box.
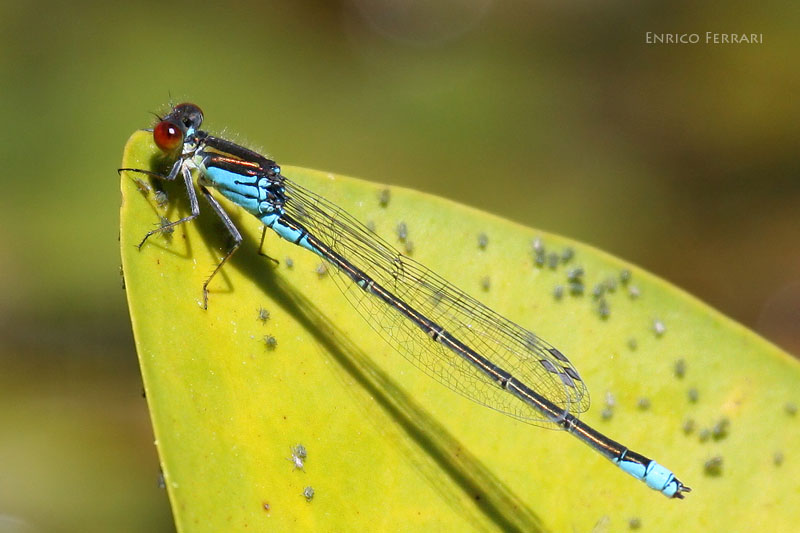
[153,120,184,152]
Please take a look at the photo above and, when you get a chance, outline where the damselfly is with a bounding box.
[121,103,690,499]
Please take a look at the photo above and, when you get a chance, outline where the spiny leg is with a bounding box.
[257,226,280,266]
[137,163,200,248]
[119,160,201,248]
[199,185,242,309]
[118,155,182,184]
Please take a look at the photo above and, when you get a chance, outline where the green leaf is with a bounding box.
[121,130,800,532]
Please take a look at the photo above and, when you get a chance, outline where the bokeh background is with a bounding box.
[1,1,797,531]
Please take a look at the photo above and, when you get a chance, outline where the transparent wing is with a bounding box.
[282,178,590,427]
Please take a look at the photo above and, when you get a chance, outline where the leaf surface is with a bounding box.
[120,130,800,532]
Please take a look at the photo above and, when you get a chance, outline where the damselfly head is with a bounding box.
[153,103,204,153]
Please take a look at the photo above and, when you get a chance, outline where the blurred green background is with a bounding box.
[1,1,797,531]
